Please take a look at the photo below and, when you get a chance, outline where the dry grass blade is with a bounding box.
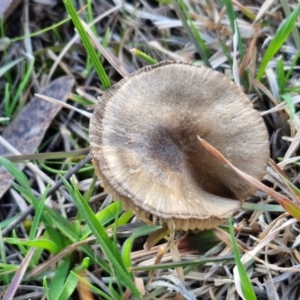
[77,272,95,300]
[197,136,300,221]
[3,148,89,163]
[238,218,297,266]
[254,0,275,23]
[232,217,298,300]
[239,24,259,78]
[2,248,35,300]
[34,93,93,119]
[27,237,96,278]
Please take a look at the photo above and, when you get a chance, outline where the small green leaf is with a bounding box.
[80,257,90,270]
[5,238,58,253]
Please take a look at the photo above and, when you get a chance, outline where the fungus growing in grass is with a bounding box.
[89,61,269,231]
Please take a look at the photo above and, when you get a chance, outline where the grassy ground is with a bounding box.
[1,0,300,299]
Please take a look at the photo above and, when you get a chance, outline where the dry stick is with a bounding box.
[2,153,91,236]
[197,136,300,219]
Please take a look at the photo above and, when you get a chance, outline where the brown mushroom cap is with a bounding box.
[89,61,269,231]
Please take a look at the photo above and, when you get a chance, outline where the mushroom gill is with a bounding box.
[89,61,269,231]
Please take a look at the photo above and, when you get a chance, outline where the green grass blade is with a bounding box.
[57,271,78,300]
[178,0,210,58]
[122,225,161,268]
[241,202,285,212]
[284,51,299,83]
[29,185,49,240]
[48,259,71,300]
[0,156,32,193]
[131,48,158,64]
[114,210,134,227]
[228,218,256,300]
[0,226,9,285]
[280,175,300,195]
[82,202,123,237]
[43,207,112,275]
[0,214,22,232]
[55,258,89,300]
[280,0,300,51]
[60,176,141,299]
[223,0,245,59]
[4,238,58,253]
[12,230,27,256]
[10,182,67,252]
[281,93,295,121]
[0,157,112,275]
[256,2,300,81]
[0,263,18,271]
[276,58,285,92]
[43,277,50,300]
[10,17,71,42]
[63,0,111,89]
[109,280,122,300]
[0,57,24,78]
[172,0,211,67]
[7,59,35,117]
[30,233,48,268]
[86,0,97,36]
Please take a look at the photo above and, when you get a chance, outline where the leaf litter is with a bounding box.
[1,0,300,299]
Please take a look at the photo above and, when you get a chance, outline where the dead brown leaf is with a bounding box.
[0,76,74,198]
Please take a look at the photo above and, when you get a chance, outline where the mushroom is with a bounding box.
[89,61,269,231]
